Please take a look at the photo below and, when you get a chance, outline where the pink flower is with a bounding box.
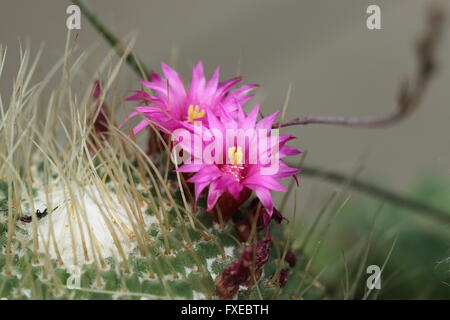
[176,104,301,218]
[123,62,258,134]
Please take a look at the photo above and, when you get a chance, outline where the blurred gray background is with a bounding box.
[1,0,450,204]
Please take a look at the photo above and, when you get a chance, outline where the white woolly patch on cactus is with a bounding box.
[22,183,157,267]
[224,246,235,258]
[192,291,206,300]
[206,257,217,278]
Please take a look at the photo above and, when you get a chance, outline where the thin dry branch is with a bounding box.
[274,6,446,129]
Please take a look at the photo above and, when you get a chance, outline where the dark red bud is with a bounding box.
[215,238,271,299]
[285,251,298,268]
[89,79,110,152]
[278,268,289,288]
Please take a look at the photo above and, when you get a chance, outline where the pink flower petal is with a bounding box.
[207,180,226,211]
[244,175,287,192]
[253,187,273,216]
[188,166,222,184]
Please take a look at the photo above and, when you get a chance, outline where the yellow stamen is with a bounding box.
[187,104,206,123]
[228,146,243,165]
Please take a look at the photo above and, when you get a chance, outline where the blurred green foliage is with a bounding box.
[305,174,450,299]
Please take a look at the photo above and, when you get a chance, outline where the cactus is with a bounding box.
[0,45,324,300]
[0,165,324,300]
[0,175,238,300]
[0,172,323,300]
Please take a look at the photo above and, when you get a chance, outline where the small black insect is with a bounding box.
[18,206,59,223]
[0,203,60,223]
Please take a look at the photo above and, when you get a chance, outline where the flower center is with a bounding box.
[221,164,246,182]
[221,147,246,182]
[187,104,205,123]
